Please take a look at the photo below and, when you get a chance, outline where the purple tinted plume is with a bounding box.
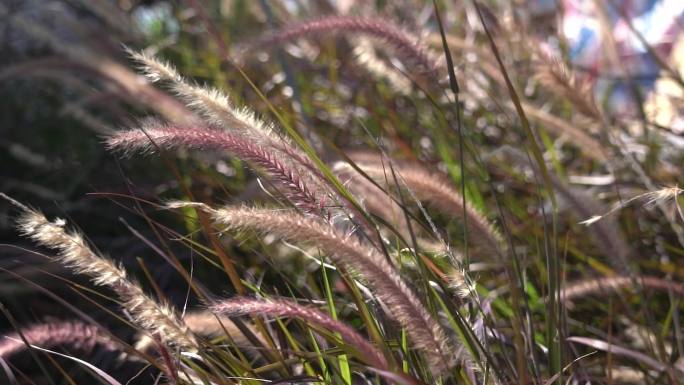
[211,297,388,369]
[107,122,326,216]
[251,16,442,81]
[0,320,118,359]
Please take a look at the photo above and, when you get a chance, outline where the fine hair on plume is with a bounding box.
[127,49,281,146]
[126,50,316,168]
[334,160,450,253]
[134,311,266,357]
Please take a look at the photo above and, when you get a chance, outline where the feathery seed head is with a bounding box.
[534,51,602,121]
[211,297,388,369]
[134,311,263,355]
[126,48,182,83]
[5,197,197,350]
[247,16,443,83]
[127,49,284,147]
[108,122,326,216]
[0,320,118,359]
[447,268,475,300]
[170,202,458,374]
[580,186,684,227]
[341,158,504,258]
[560,275,684,303]
[16,209,129,287]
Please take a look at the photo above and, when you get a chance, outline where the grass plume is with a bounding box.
[128,49,281,146]
[534,52,603,121]
[2,194,196,350]
[107,121,327,216]
[246,16,443,83]
[211,297,388,369]
[134,311,264,355]
[0,320,118,359]
[169,202,457,374]
[561,275,684,303]
[344,159,503,258]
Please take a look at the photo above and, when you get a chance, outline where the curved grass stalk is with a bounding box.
[128,49,282,147]
[128,50,331,186]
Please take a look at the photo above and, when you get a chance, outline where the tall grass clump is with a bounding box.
[3,1,684,385]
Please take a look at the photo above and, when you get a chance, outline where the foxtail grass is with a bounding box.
[245,16,443,84]
[211,297,388,370]
[107,121,327,216]
[561,275,684,302]
[2,194,196,351]
[341,159,503,258]
[0,320,118,359]
[168,201,457,374]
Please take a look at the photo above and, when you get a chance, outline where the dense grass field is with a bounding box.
[2,1,684,384]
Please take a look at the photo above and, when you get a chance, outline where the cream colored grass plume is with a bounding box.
[334,162,449,253]
[128,49,309,165]
[124,49,332,211]
[534,52,603,122]
[211,297,388,370]
[168,201,456,374]
[1,193,196,351]
[135,311,265,356]
[580,186,684,226]
[352,37,413,95]
[335,163,411,238]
